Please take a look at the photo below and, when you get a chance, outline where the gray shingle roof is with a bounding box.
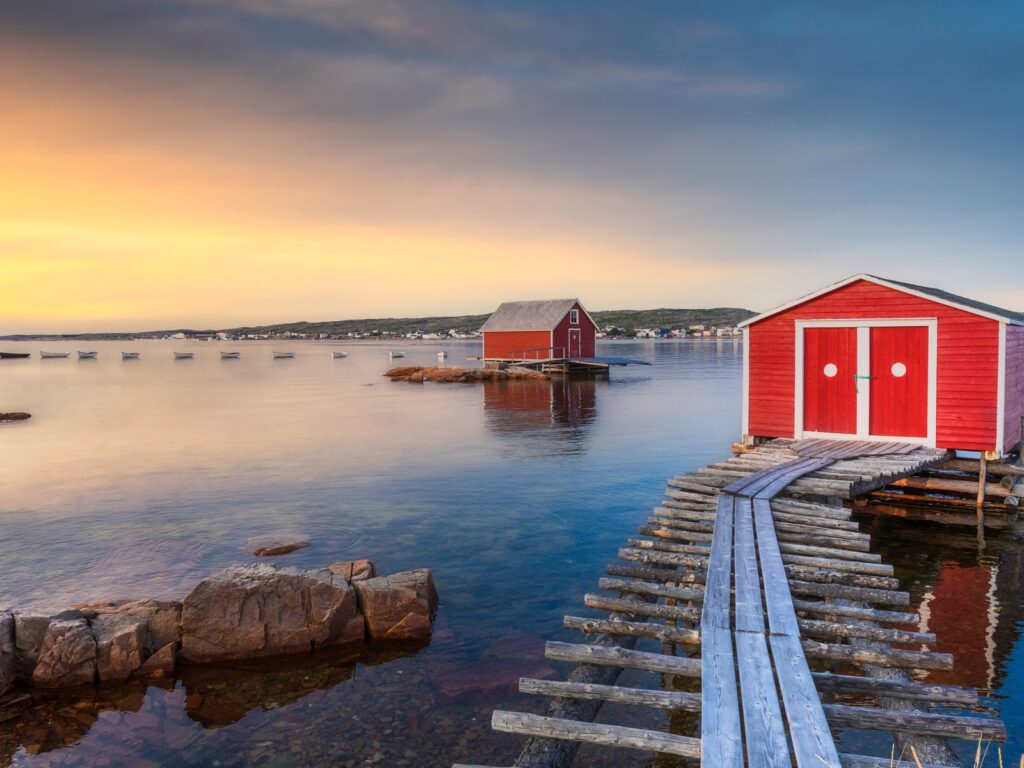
[878,276,1024,324]
[480,299,580,332]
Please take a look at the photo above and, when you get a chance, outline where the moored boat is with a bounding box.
[220,351,241,359]
[331,351,348,359]
[389,351,406,359]
[77,351,98,360]
[174,352,194,360]
[122,352,140,360]
[437,351,448,360]
[0,352,30,359]
[273,351,295,359]
[40,351,70,359]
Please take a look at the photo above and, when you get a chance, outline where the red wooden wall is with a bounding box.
[747,279,1001,451]
[552,301,597,359]
[482,330,551,360]
[1005,325,1024,453]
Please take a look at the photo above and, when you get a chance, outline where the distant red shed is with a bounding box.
[740,274,1024,456]
[480,299,596,361]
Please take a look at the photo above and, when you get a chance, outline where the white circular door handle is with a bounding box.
[891,362,907,377]
[823,363,838,378]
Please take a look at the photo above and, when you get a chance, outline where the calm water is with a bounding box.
[0,339,1021,766]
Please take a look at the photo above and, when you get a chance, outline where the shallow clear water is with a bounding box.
[0,338,1021,766]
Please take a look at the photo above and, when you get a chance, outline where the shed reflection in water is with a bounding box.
[482,377,598,456]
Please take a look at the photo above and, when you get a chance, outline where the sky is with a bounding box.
[2,1,1023,332]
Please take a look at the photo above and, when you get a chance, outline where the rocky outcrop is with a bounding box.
[385,366,548,383]
[92,614,145,682]
[355,569,439,643]
[328,559,376,582]
[33,620,96,687]
[3,559,435,691]
[0,611,14,692]
[180,565,313,663]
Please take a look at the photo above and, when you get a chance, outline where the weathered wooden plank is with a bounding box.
[770,633,842,767]
[583,593,701,623]
[797,618,935,646]
[791,599,918,626]
[811,671,977,705]
[545,641,701,677]
[823,703,1005,740]
[802,639,953,671]
[491,711,702,758]
[736,631,792,768]
[563,615,700,645]
[519,678,700,711]
[752,497,800,636]
[701,626,743,768]
[701,494,735,630]
[732,497,765,633]
[598,576,703,602]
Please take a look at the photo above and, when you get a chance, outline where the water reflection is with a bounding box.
[482,377,598,456]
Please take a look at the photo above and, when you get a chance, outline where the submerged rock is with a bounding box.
[248,534,310,557]
[33,620,96,688]
[355,569,438,643]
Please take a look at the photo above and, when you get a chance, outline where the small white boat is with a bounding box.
[273,351,295,359]
[220,351,241,359]
[77,351,98,360]
[40,351,70,359]
[437,351,448,360]
[122,352,140,360]
[174,352,194,360]
[331,351,348,359]
[389,351,406,359]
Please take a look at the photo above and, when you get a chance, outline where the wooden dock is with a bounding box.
[454,440,1006,768]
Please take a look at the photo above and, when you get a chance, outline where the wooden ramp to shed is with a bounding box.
[453,440,1004,768]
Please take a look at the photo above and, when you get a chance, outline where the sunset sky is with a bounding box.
[2,1,1022,332]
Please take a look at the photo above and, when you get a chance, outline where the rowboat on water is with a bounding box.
[40,351,70,359]
[0,352,30,359]
[77,351,98,360]
[389,351,406,359]
[437,351,448,360]
[122,352,140,360]
[332,351,348,359]
[220,351,241,359]
[174,352,194,360]
[273,352,295,359]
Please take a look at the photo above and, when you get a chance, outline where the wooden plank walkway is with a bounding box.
[454,440,1005,768]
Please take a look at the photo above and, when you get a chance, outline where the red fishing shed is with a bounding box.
[740,274,1024,456]
[480,299,597,362]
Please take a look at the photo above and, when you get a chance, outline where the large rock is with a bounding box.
[92,613,145,682]
[328,559,376,582]
[354,569,438,643]
[33,619,96,687]
[180,565,312,664]
[139,642,176,678]
[303,570,364,649]
[116,599,181,655]
[14,613,50,679]
[0,611,14,692]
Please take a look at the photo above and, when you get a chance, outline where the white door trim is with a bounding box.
[795,318,938,447]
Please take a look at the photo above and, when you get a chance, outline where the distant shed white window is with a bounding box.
[569,309,579,324]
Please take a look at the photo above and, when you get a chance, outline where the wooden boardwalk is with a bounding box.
[454,440,1006,768]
